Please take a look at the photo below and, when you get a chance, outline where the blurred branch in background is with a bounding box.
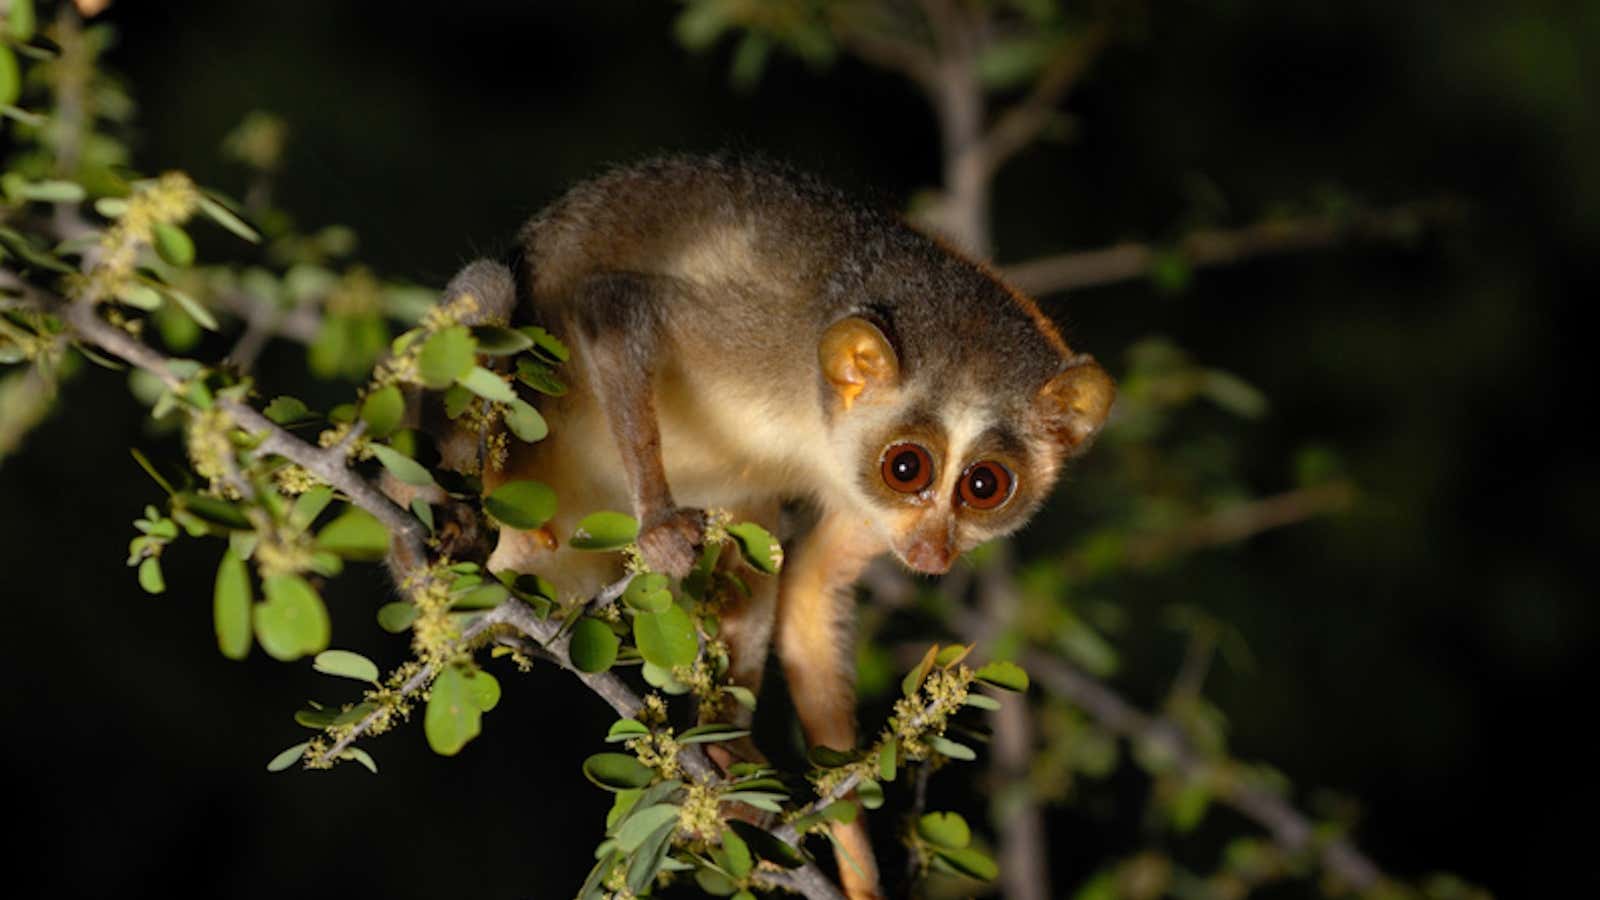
[1004,201,1464,298]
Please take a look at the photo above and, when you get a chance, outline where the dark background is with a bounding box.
[2,1,1594,896]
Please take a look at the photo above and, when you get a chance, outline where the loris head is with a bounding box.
[816,314,1115,574]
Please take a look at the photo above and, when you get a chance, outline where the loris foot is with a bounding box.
[638,507,706,578]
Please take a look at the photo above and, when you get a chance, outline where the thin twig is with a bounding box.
[1009,644,1384,891]
[977,25,1109,175]
[1003,202,1460,297]
[1120,482,1356,568]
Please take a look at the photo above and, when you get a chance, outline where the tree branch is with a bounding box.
[1003,202,1460,297]
[1120,482,1356,568]
[15,264,853,900]
[1010,644,1384,891]
[977,25,1109,176]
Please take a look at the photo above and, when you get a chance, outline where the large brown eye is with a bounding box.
[881,443,934,494]
[959,461,1013,510]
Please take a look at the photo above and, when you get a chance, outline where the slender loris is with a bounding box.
[447,156,1113,898]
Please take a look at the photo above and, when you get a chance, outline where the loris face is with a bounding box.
[817,316,1116,574]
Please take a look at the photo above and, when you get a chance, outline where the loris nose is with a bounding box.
[903,539,953,575]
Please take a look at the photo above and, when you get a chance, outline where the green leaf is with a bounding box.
[723,685,757,711]
[808,745,859,768]
[340,747,379,774]
[932,846,998,882]
[857,778,884,810]
[721,828,753,879]
[633,603,698,669]
[138,556,165,594]
[570,617,621,673]
[0,46,20,108]
[263,395,313,425]
[695,868,738,897]
[902,644,939,698]
[504,398,549,442]
[7,0,36,43]
[569,511,639,550]
[177,492,251,531]
[625,820,676,894]
[377,601,417,633]
[963,693,1002,710]
[213,549,252,660]
[417,326,475,389]
[467,668,501,711]
[515,357,568,396]
[928,736,976,761]
[313,650,380,683]
[151,223,196,267]
[265,742,309,772]
[483,479,557,529]
[974,660,1029,692]
[583,752,655,791]
[470,325,533,355]
[725,521,782,574]
[199,194,261,243]
[425,665,484,755]
[315,507,390,561]
[159,285,219,331]
[878,738,898,782]
[727,821,805,869]
[360,383,405,438]
[443,383,473,419]
[369,443,434,487]
[457,365,516,403]
[678,723,750,744]
[615,803,680,852]
[519,325,570,362]
[935,643,974,668]
[606,718,650,742]
[288,486,335,531]
[1170,781,1211,833]
[254,575,332,661]
[622,572,673,614]
[917,812,971,849]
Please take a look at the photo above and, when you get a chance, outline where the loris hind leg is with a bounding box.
[776,510,888,900]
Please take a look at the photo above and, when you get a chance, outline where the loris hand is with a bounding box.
[638,507,706,578]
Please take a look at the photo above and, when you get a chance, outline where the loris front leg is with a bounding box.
[567,272,705,576]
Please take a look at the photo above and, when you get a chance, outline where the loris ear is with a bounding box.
[1033,355,1116,454]
[819,317,899,410]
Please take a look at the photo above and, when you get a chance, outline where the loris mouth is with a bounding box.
[896,538,954,575]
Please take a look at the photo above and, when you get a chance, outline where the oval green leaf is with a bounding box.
[368,443,434,488]
[359,383,405,438]
[483,479,557,530]
[315,507,391,561]
[583,752,655,791]
[377,601,417,633]
[569,511,639,550]
[633,603,698,670]
[255,574,331,661]
[570,617,621,674]
[152,222,196,267]
[974,660,1030,692]
[457,365,516,403]
[425,665,484,756]
[265,741,309,772]
[917,811,971,850]
[725,521,782,574]
[213,549,252,660]
[932,847,998,882]
[504,398,549,442]
[417,325,475,389]
[313,649,380,683]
